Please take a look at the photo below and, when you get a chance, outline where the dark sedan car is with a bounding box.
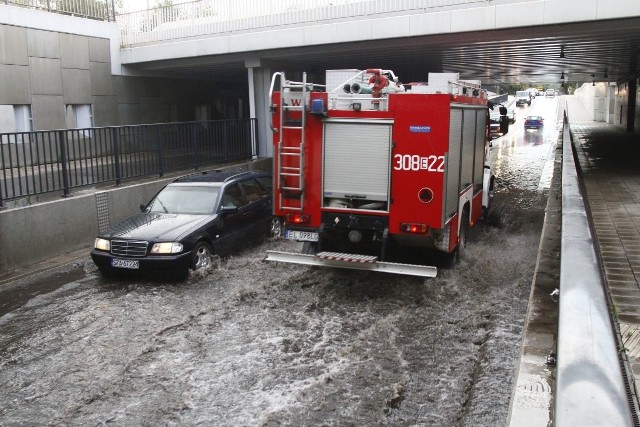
[91,170,274,279]
[524,115,544,130]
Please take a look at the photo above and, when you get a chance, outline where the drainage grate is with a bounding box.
[619,323,640,426]
[95,192,110,233]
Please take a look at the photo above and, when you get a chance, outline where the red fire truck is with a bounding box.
[265,69,495,277]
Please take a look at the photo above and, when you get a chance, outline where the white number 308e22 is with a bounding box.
[393,154,445,172]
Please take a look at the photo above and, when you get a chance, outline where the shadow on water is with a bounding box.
[0,263,87,318]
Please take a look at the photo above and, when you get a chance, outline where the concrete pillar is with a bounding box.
[628,78,637,132]
[605,84,616,124]
[627,50,638,132]
[247,65,257,158]
[245,60,274,159]
[245,58,273,158]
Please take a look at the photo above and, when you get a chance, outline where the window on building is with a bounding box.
[0,105,33,144]
[66,104,93,129]
[14,105,33,132]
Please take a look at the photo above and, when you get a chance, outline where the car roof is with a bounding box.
[170,169,270,184]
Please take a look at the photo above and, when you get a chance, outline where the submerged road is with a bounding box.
[0,96,560,426]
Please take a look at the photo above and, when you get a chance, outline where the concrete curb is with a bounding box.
[507,130,562,426]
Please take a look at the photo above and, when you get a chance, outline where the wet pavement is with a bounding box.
[510,94,640,426]
[0,98,561,426]
[565,95,640,418]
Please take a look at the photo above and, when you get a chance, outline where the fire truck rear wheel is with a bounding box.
[446,209,469,267]
[457,210,470,260]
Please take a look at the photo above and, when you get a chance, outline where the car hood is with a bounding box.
[103,212,214,241]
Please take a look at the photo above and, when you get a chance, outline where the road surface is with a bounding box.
[0,96,560,426]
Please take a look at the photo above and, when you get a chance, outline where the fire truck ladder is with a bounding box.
[274,72,313,213]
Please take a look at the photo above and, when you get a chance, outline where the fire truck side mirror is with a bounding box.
[500,116,509,134]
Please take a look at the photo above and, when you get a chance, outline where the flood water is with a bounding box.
[0,96,560,426]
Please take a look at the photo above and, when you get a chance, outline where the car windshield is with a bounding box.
[516,91,529,97]
[146,185,220,214]
[526,116,542,121]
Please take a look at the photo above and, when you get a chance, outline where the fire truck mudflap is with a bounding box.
[265,250,438,277]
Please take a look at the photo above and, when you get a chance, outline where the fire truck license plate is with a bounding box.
[111,259,140,269]
[285,230,319,242]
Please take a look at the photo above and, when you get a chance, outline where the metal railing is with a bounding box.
[117,0,491,47]
[4,0,116,21]
[0,119,256,207]
[555,109,635,426]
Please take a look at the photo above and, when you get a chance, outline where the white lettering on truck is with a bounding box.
[393,154,445,172]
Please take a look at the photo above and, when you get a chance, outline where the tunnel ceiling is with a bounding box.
[126,16,640,88]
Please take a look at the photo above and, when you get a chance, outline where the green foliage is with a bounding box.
[56,0,111,19]
[154,0,174,8]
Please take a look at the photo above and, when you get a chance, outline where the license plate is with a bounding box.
[285,230,319,242]
[111,259,140,269]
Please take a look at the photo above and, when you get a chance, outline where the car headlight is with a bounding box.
[94,238,110,251]
[150,242,184,254]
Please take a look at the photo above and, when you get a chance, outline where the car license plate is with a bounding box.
[111,259,140,269]
[285,230,319,242]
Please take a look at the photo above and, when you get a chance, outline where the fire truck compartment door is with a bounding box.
[323,120,392,202]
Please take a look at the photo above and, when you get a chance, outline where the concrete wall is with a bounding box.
[0,158,272,277]
[575,82,624,127]
[0,20,230,130]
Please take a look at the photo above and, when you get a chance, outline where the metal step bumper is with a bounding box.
[264,250,437,278]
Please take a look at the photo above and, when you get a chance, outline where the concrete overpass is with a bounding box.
[113,0,640,155]
[3,0,640,157]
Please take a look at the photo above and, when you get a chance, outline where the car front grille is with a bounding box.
[110,240,148,257]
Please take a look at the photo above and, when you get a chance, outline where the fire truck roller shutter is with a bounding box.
[323,120,392,209]
[460,109,476,190]
[445,109,463,221]
[473,109,487,191]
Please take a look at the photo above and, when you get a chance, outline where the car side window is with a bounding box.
[220,183,244,209]
[255,175,273,196]
[240,178,262,203]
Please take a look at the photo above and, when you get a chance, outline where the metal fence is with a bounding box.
[0,119,257,207]
[117,0,491,47]
[4,0,116,21]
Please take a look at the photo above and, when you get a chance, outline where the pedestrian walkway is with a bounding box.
[566,95,640,416]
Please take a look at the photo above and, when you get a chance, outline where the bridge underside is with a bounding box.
[123,16,640,88]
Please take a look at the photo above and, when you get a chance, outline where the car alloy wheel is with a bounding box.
[192,242,213,270]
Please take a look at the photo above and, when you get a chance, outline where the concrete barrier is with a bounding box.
[0,158,272,278]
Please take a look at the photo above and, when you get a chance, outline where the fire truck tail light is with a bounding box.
[400,223,429,234]
[285,214,310,224]
[418,187,434,203]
